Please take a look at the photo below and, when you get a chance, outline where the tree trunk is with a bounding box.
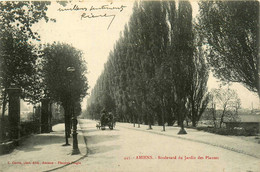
[137,107,140,128]
[1,90,7,119]
[212,103,217,128]
[167,108,174,126]
[178,120,187,134]
[181,122,184,130]
[162,98,166,132]
[220,111,225,128]
[191,101,196,127]
[178,103,187,134]
[49,102,53,132]
[1,90,7,139]
[192,118,197,127]
[41,99,52,133]
[148,123,152,129]
[64,106,70,145]
[133,114,135,127]
[161,109,165,131]
[148,112,152,130]
[162,115,165,131]
[191,109,197,127]
[220,106,226,128]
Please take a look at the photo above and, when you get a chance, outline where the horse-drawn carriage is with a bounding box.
[96,111,115,130]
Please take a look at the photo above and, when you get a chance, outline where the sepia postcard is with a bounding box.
[0,0,259,172]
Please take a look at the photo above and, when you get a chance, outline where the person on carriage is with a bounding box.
[100,109,107,126]
[108,112,116,127]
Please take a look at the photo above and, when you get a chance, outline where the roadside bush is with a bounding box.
[196,126,256,136]
[0,116,9,142]
[52,118,64,126]
[20,121,40,136]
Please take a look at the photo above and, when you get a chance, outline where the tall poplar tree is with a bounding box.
[170,1,193,134]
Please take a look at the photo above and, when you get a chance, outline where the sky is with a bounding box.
[32,1,135,110]
[31,0,259,110]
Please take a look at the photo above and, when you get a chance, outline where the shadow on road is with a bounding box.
[15,134,66,153]
[88,144,120,155]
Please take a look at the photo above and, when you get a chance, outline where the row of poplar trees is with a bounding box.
[86,1,209,132]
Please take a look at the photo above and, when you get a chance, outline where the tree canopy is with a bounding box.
[0,1,53,120]
[42,42,88,106]
[0,1,52,97]
[86,1,210,132]
[0,1,53,40]
[198,1,259,97]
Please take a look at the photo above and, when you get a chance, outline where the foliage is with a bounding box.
[20,121,40,136]
[0,1,53,40]
[198,1,259,97]
[42,42,88,107]
[210,87,241,128]
[0,1,53,120]
[186,27,210,127]
[196,126,257,136]
[0,2,53,139]
[85,1,210,133]
[169,1,194,132]
[0,29,38,99]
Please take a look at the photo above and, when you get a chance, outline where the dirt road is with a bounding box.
[59,119,259,172]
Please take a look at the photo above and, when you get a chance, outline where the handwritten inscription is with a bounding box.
[58,3,127,30]
[58,4,127,12]
[80,13,115,29]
